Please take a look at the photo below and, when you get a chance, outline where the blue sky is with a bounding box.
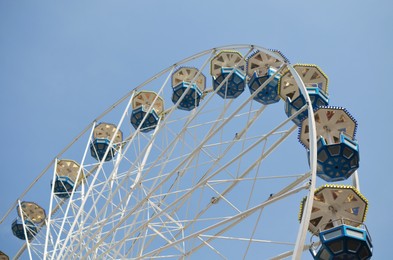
[0,0,392,259]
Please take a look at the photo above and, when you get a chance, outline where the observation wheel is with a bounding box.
[0,45,372,259]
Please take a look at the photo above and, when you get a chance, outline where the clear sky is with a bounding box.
[0,0,392,259]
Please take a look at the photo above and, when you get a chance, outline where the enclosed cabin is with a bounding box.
[299,107,359,182]
[299,185,372,259]
[171,67,206,111]
[246,50,286,105]
[211,51,246,99]
[310,221,373,260]
[279,64,329,125]
[90,123,123,161]
[12,201,46,240]
[130,91,164,133]
[52,159,84,198]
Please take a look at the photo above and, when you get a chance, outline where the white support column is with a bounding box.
[43,158,59,260]
[290,65,318,260]
[18,200,33,260]
[352,170,360,191]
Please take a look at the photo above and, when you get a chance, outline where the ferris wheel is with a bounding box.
[0,45,373,259]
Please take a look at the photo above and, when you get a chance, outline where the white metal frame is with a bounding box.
[2,45,322,260]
